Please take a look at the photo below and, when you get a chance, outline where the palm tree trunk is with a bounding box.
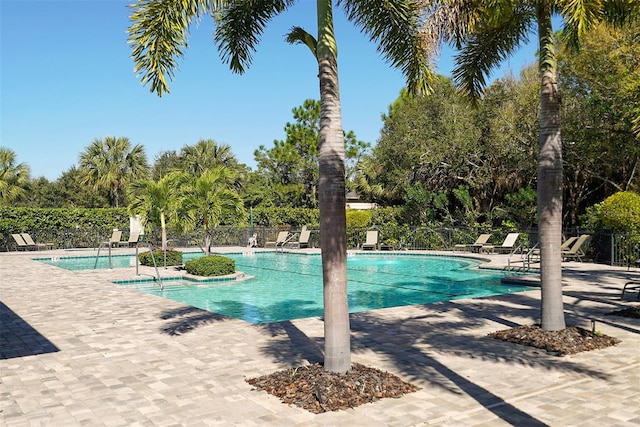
[160,212,167,251]
[537,6,565,331]
[317,0,350,373]
[204,233,212,256]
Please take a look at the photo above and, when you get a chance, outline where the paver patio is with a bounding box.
[1,247,639,426]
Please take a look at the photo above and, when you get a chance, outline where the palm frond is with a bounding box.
[452,5,535,99]
[128,0,223,96]
[215,0,295,74]
[340,0,436,95]
[557,0,606,49]
[560,0,640,49]
[285,26,318,58]
[419,0,486,49]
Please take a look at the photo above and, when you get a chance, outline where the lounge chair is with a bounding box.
[265,231,290,248]
[102,230,123,248]
[11,233,34,251]
[361,230,379,250]
[289,230,311,249]
[119,231,140,247]
[562,234,591,262]
[560,236,578,251]
[21,233,53,250]
[454,233,491,252]
[621,281,640,300]
[480,233,520,254]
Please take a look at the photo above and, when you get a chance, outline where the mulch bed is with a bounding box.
[246,362,419,413]
[488,324,621,356]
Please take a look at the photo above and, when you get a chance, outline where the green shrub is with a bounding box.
[185,255,235,277]
[599,191,640,231]
[346,210,372,228]
[138,249,183,267]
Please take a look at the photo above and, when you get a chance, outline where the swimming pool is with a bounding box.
[35,254,140,270]
[112,252,533,324]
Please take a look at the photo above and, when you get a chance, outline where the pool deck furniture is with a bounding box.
[560,236,578,251]
[362,230,379,250]
[454,233,492,252]
[480,233,520,254]
[265,231,290,248]
[621,281,640,300]
[11,233,34,251]
[562,234,591,262]
[102,230,123,248]
[119,231,140,248]
[287,230,311,249]
[21,233,53,250]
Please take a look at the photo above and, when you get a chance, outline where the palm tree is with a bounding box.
[128,0,435,372]
[424,0,638,330]
[0,147,30,205]
[127,173,181,251]
[79,136,150,207]
[179,139,238,175]
[175,167,245,255]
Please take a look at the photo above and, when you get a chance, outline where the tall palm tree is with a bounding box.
[0,147,30,205]
[180,139,237,176]
[424,0,638,330]
[175,167,245,255]
[127,173,181,251]
[79,136,150,207]
[128,0,435,372]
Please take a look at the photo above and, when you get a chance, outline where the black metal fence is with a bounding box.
[2,226,638,268]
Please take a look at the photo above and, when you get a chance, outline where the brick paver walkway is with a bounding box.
[1,248,639,426]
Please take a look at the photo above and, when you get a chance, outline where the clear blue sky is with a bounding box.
[1,0,537,181]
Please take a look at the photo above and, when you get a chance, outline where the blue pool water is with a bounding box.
[35,254,139,270]
[109,252,532,324]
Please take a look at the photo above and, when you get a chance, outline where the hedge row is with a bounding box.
[0,207,129,232]
[0,206,407,232]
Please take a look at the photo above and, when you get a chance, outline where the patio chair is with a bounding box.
[119,231,140,247]
[621,281,640,300]
[21,233,53,250]
[480,233,520,254]
[560,236,578,251]
[265,231,290,248]
[453,233,492,252]
[289,230,311,249]
[561,234,591,262]
[361,230,379,250]
[11,233,34,251]
[102,230,123,248]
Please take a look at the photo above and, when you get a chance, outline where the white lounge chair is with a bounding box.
[102,230,123,248]
[21,233,53,250]
[289,230,311,249]
[362,230,379,250]
[11,234,34,251]
[266,231,290,248]
[562,234,591,262]
[480,233,520,254]
[454,233,492,252]
[119,231,140,247]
